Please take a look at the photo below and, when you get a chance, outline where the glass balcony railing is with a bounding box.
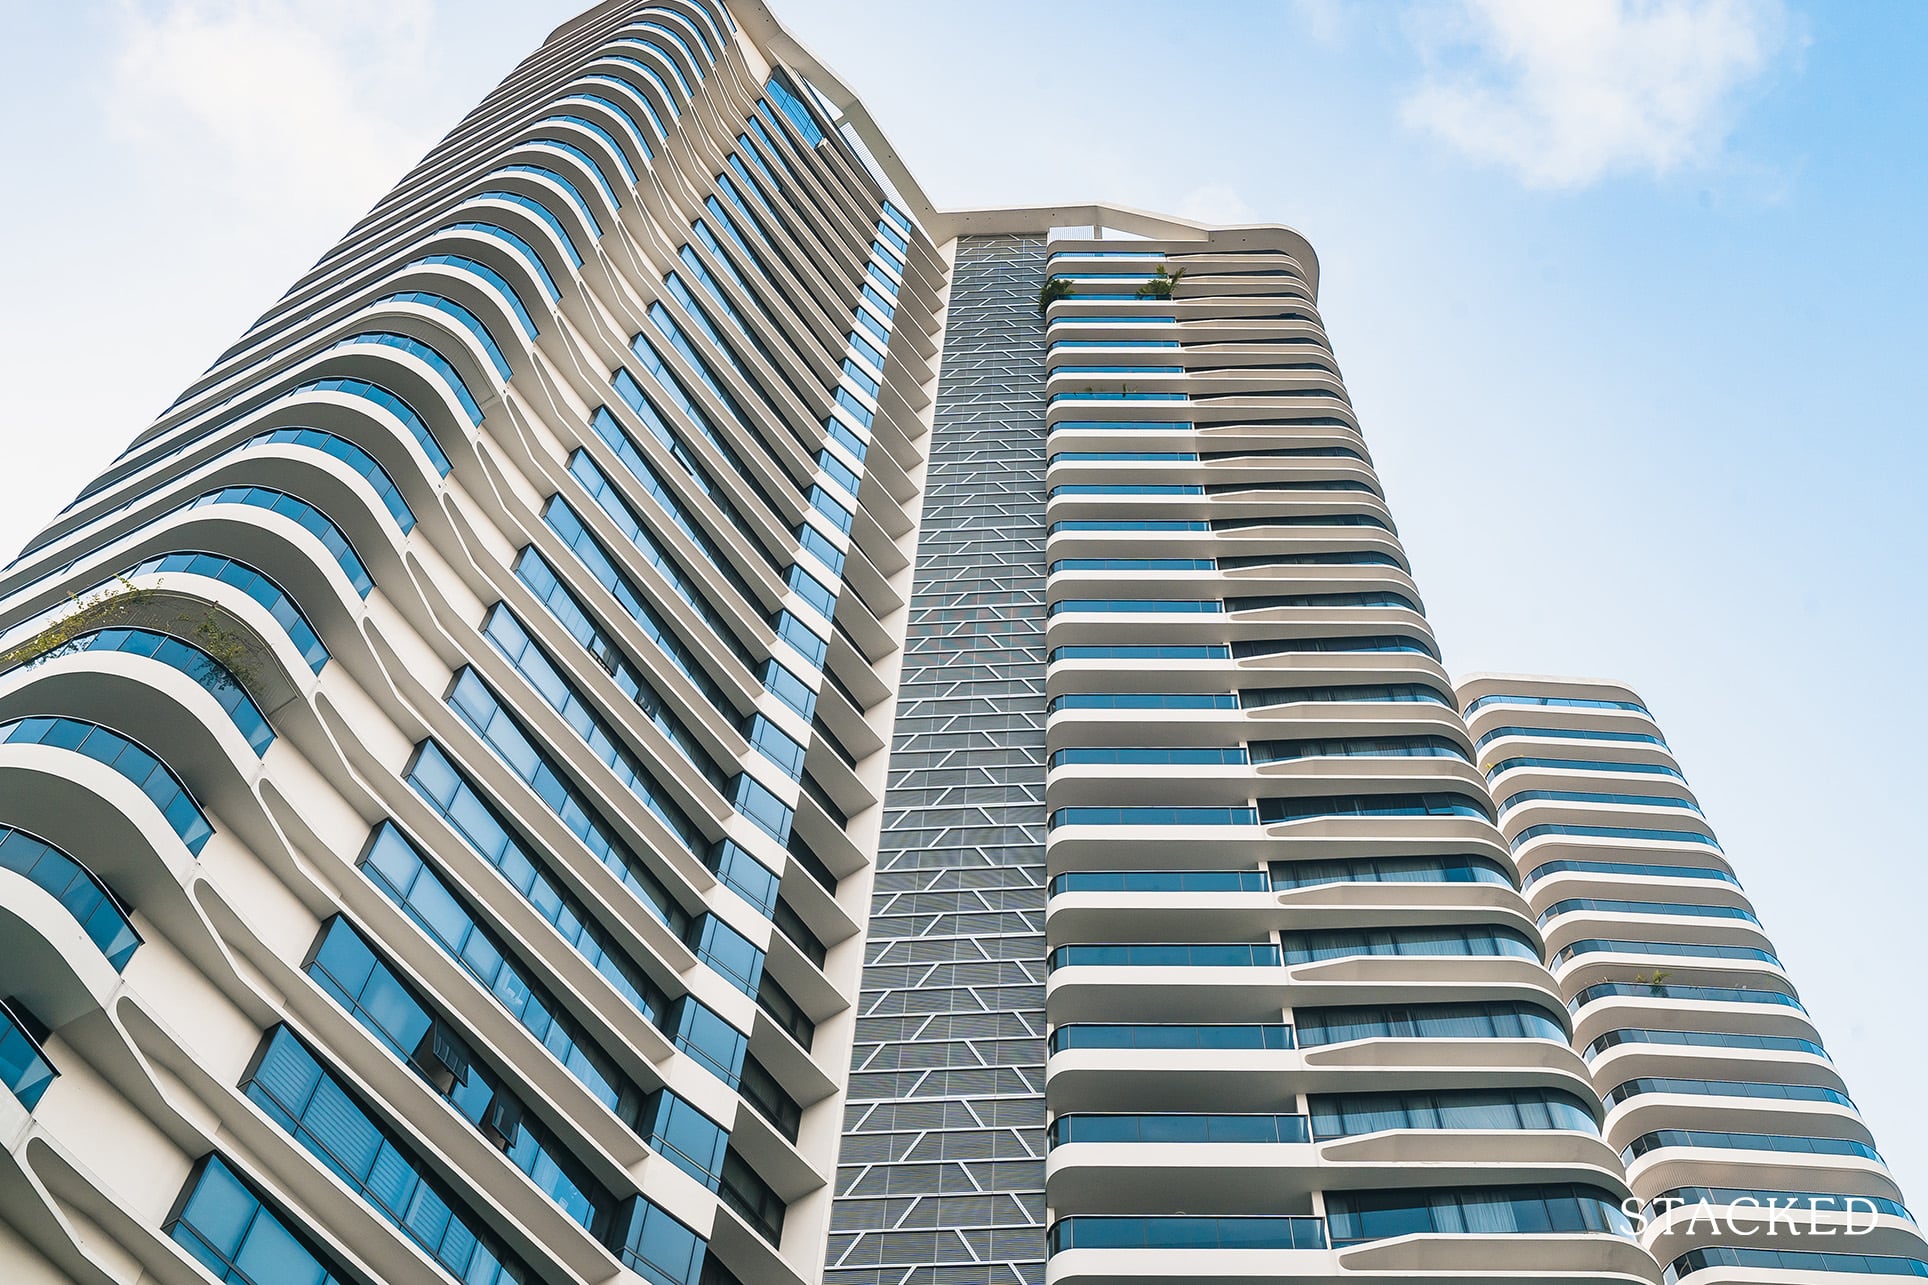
[1049,869,1269,896]
[1647,1188,1904,1223]
[1050,1113,1311,1147]
[1050,392,1188,403]
[1538,897,1756,926]
[1607,1079,1855,1110]
[1048,943,1279,970]
[0,1001,56,1109]
[1513,823,1719,849]
[1570,982,1804,1013]
[1048,420,1193,433]
[1046,316,1178,326]
[0,824,143,970]
[1048,644,1229,662]
[1464,693,1650,717]
[1553,939,1780,967]
[1049,557,1211,571]
[1524,858,1739,888]
[1049,1215,1328,1253]
[1625,1130,1882,1166]
[1049,339,1180,349]
[1665,1248,1928,1283]
[1048,595,1219,613]
[1586,1028,1829,1060]
[1049,806,1257,829]
[1049,747,1247,768]
[1049,692,1236,712]
[1049,1023,1294,1054]
[1050,365,1183,376]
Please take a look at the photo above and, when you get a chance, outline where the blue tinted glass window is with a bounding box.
[613,1195,709,1285]
[627,23,698,92]
[514,544,735,722]
[282,383,447,480]
[537,504,746,712]
[526,138,622,212]
[58,627,272,753]
[444,670,703,905]
[764,74,826,146]
[377,291,512,383]
[772,610,828,668]
[358,822,645,1118]
[576,73,669,140]
[809,485,853,532]
[601,52,682,119]
[565,451,761,653]
[474,190,583,268]
[786,565,837,619]
[761,659,816,720]
[0,822,143,968]
[482,603,727,794]
[540,114,639,183]
[187,486,374,595]
[331,331,483,424]
[709,840,780,917]
[0,720,211,855]
[442,221,562,302]
[671,996,746,1085]
[168,1154,349,1285]
[304,916,608,1231]
[241,1027,528,1284]
[407,253,539,340]
[562,87,657,156]
[644,1092,729,1189]
[693,913,765,997]
[128,550,326,671]
[497,165,603,238]
[731,774,794,844]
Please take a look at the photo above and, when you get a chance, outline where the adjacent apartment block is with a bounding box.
[0,3,1914,1285]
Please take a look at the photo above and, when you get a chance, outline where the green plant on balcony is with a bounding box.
[0,577,159,670]
[1135,266,1186,299]
[0,575,260,694]
[1038,277,1074,315]
[1633,970,1672,996]
[185,611,261,692]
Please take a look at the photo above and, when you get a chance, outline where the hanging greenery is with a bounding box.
[0,577,160,670]
[0,576,261,693]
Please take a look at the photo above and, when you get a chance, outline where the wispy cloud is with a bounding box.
[1401,0,1796,188]
[107,0,437,210]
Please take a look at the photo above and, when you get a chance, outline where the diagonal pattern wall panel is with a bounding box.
[825,234,1049,1285]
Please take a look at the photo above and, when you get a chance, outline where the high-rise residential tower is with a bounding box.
[0,5,1915,1285]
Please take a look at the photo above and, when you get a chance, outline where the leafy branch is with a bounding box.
[0,576,261,694]
[0,577,159,670]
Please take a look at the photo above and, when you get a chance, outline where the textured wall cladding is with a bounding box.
[824,235,1049,1285]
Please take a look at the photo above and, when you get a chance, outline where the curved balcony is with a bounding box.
[1045,1215,1334,1285]
[0,823,141,970]
[0,716,213,854]
[1664,1246,1928,1283]
[0,998,56,1109]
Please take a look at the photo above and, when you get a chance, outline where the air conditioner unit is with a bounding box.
[409,1021,471,1096]
[480,1093,525,1152]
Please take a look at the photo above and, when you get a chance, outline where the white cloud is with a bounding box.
[1401,0,1795,188]
[107,0,438,210]
[1175,183,1260,226]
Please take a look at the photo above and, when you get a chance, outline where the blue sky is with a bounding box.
[4,0,1925,1200]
